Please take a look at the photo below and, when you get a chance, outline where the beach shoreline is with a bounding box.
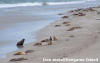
[0,5,100,63]
[0,0,100,58]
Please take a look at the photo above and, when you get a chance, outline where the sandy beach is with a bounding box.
[0,5,100,63]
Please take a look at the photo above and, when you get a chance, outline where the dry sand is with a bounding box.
[0,6,100,63]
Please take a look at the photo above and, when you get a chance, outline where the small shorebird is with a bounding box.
[16,39,25,48]
[53,36,57,41]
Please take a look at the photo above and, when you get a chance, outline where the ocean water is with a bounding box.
[0,0,98,8]
[0,0,96,3]
[0,0,99,59]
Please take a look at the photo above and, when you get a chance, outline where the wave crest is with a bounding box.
[0,0,96,8]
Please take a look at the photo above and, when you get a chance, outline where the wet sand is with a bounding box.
[0,5,100,63]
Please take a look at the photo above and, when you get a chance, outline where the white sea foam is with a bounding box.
[0,0,97,8]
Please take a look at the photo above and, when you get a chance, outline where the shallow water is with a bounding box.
[0,0,99,58]
[0,20,57,58]
[0,7,61,58]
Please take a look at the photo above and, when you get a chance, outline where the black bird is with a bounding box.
[50,36,52,41]
[16,39,25,48]
[48,36,53,45]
